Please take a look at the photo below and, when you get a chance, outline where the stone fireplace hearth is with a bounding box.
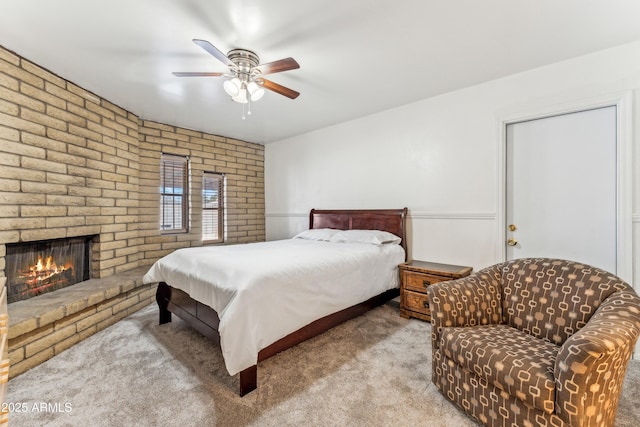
[7,265,154,379]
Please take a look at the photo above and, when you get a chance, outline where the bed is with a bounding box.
[144,208,408,396]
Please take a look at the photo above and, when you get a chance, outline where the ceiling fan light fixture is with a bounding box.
[175,39,300,115]
[223,77,241,97]
[231,88,248,104]
[247,81,265,101]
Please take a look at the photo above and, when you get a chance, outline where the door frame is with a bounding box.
[496,91,633,282]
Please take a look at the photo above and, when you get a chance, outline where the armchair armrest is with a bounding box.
[426,263,504,348]
[554,288,640,426]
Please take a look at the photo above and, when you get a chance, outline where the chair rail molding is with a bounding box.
[265,212,496,220]
[408,212,495,220]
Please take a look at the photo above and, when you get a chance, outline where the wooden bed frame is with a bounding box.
[155,207,408,396]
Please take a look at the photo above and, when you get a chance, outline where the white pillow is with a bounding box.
[293,228,339,241]
[329,229,402,245]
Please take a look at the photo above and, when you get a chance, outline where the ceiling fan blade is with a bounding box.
[254,57,300,75]
[256,78,300,99]
[192,39,234,67]
[172,72,225,77]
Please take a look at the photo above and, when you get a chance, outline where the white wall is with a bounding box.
[265,40,640,285]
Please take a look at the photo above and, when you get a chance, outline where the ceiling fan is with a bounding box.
[173,39,300,105]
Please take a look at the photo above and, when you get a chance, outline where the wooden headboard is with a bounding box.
[309,208,408,258]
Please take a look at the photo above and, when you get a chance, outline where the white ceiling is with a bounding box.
[2,0,640,144]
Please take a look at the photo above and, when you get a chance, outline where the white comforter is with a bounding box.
[143,238,405,375]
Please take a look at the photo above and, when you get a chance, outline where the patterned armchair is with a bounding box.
[426,258,640,427]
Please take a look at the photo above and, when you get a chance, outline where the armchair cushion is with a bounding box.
[441,324,558,414]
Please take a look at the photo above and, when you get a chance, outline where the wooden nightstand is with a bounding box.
[399,260,472,321]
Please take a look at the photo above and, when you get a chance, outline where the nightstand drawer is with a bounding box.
[402,271,447,293]
[402,289,430,316]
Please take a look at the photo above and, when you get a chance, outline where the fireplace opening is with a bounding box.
[6,236,94,304]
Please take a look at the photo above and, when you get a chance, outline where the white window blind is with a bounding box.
[202,172,224,242]
[160,154,189,232]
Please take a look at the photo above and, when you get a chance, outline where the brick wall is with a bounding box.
[138,121,265,262]
[0,44,265,283]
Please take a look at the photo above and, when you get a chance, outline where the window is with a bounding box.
[160,154,189,232]
[202,172,224,242]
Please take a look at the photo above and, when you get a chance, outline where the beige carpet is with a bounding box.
[7,300,640,427]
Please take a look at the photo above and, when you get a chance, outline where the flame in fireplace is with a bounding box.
[20,255,73,286]
[36,256,55,273]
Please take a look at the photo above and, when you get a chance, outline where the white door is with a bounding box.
[505,106,617,273]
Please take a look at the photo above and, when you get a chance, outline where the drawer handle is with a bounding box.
[423,300,429,308]
[422,279,431,287]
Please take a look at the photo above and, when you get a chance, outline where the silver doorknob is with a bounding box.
[507,238,518,246]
